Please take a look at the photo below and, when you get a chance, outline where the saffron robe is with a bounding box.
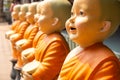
[59,43,120,80]
[23,32,70,80]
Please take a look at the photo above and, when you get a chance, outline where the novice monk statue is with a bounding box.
[5,4,21,39]
[9,4,29,80]
[21,0,71,80]
[11,3,39,80]
[9,4,30,44]
[9,3,29,68]
[14,2,39,69]
[21,1,45,65]
[58,0,120,80]
[5,4,21,80]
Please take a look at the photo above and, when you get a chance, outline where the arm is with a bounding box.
[92,60,120,80]
[32,41,69,80]
[10,22,29,43]
[20,27,38,50]
[21,48,35,64]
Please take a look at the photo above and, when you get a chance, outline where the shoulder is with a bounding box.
[92,59,120,79]
[47,33,66,43]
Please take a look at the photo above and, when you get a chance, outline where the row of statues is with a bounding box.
[5,0,120,80]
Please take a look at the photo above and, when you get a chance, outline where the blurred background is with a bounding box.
[0,0,120,80]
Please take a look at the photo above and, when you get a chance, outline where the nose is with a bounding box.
[19,12,22,16]
[34,14,39,22]
[69,15,75,24]
[26,12,31,18]
[12,12,15,16]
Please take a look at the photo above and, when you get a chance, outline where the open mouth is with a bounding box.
[70,27,76,30]
[69,26,76,34]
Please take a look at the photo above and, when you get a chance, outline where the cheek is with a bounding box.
[75,18,85,28]
[12,13,17,17]
[37,16,46,27]
[75,17,90,31]
[65,20,69,30]
[38,17,44,24]
[34,15,39,22]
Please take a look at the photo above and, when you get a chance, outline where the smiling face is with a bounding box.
[26,3,37,24]
[37,1,55,34]
[11,5,20,20]
[34,2,43,25]
[37,0,71,34]
[19,4,28,21]
[66,0,105,48]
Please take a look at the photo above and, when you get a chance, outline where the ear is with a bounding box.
[52,17,59,26]
[100,21,111,32]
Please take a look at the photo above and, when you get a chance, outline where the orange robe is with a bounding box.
[30,32,70,80]
[10,21,29,62]
[10,21,30,43]
[10,20,21,30]
[8,20,21,60]
[24,31,45,62]
[15,24,39,69]
[5,20,21,39]
[16,24,39,50]
[59,43,120,80]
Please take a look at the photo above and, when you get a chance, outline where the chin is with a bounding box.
[69,34,78,41]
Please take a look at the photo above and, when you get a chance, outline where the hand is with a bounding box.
[10,34,19,42]
[5,33,9,39]
[10,36,14,42]
[21,55,28,65]
[22,72,33,80]
[16,45,22,52]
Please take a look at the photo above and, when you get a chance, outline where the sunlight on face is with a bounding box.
[26,4,36,24]
[12,5,20,20]
[37,1,54,34]
[66,0,103,47]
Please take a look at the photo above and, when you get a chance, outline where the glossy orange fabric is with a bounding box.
[9,20,21,60]
[5,20,21,39]
[31,32,70,80]
[10,21,30,43]
[18,24,39,50]
[11,43,18,60]
[26,31,45,62]
[15,24,39,69]
[10,20,21,30]
[59,43,120,80]
[10,21,29,68]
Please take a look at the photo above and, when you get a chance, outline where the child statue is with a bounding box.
[10,3,39,80]
[21,1,45,65]
[9,4,29,80]
[14,2,39,68]
[21,0,71,80]
[5,4,21,80]
[5,4,21,39]
[58,0,120,80]
[9,4,30,43]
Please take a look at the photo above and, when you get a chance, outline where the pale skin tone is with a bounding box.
[64,0,111,62]
[37,1,58,35]
[22,1,71,79]
[19,5,28,21]
[26,3,37,24]
[11,5,20,20]
[21,2,57,80]
[66,0,111,48]
[34,2,41,23]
